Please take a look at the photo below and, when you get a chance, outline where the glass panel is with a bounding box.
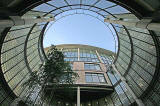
[85,75,93,83]
[33,3,55,12]
[99,76,106,83]
[85,73,106,83]
[84,63,101,71]
[62,48,78,62]
[79,49,99,62]
[92,74,99,82]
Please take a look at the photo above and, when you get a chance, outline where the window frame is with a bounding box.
[85,73,107,83]
[84,63,101,71]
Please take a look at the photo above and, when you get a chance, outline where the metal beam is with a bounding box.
[0,16,54,28]
[24,24,37,73]
[38,22,49,62]
[104,18,160,31]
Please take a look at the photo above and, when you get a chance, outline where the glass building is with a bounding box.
[0,0,160,106]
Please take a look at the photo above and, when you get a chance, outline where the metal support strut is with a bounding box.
[0,16,54,28]
[104,18,160,31]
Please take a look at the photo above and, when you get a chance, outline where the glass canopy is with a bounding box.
[0,0,159,106]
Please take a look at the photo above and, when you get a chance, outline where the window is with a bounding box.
[63,48,78,62]
[85,73,106,83]
[84,63,101,70]
[99,53,113,65]
[79,49,99,62]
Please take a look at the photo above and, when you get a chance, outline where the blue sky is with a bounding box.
[43,14,117,52]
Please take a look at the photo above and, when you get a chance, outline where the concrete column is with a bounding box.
[78,48,80,61]
[104,18,160,31]
[112,64,145,106]
[77,86,80,106]
[0,16,54,28]
[95,50,103,63]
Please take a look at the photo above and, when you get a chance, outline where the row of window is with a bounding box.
[84,63,101,70]
[64,57,78,62]
[79,49,98,58]
[63,49,77,57]
[69,63,106,84]
[61,48,113,63]
[58,71,107,84]
[79,57,99,62]
[69,63,101,71]
[100,54,114,64]
[85,73,106,83]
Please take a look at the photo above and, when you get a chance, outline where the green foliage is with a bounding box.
[22,71,40,89]
[23,45,79,104]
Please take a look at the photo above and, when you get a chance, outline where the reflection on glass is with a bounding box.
[84,63,101,70]
[85,73,106,83]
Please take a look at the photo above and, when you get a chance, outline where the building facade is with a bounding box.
[45,44,114,104]
[46,44,114,85]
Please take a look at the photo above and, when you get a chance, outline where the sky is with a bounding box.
[43,14,117,52]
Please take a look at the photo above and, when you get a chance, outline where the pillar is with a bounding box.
[95,50,103,63]
[78,48,80,61]
[77,86,80,106]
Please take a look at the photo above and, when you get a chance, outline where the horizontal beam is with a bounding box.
[0,16,54,28]
[104,18,160,32]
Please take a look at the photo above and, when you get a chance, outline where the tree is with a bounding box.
[23,45,79,105]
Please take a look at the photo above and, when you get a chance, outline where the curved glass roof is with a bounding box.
[0,0,160,106]
[31,0,130,18]
[32,0,130,53]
